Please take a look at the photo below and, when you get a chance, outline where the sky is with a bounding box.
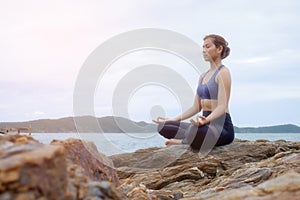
[0,0,300,127]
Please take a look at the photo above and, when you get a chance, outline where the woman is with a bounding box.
[153,34,234,150]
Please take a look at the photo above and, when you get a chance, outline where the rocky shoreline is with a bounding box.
[0,135,299,199]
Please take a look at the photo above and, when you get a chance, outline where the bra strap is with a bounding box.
[212,65,224,78]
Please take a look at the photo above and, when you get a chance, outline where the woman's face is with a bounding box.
[202,38,222,62]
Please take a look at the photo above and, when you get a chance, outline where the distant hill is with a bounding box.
[0,117,300,133]
[0,116,157,133]
[234,124,300,133]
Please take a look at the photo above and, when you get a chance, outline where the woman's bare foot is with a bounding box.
[165,139,183,146]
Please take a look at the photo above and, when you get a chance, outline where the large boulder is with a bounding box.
[110,139,300,199]
[0,135,67,200]
[51,138,119,185]
[1,134,299,200]
[0,135,124,200]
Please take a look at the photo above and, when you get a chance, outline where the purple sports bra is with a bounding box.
[197,65,224,100]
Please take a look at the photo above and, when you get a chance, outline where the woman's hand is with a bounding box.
[190,115,209,126]
[152,117,178,124]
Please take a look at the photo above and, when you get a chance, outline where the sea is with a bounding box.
[31,132,300,156]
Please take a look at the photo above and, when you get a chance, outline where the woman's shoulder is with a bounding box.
[216,66,231,82]
[219,65,231,75]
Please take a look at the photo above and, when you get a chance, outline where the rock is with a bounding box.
[0,135,124,200]
[184,172,300,200]
[110,139,300,199]
[110,145,189,169]
[51,138,119,185]
[1,134,299,200]
[0,135,67,200]
[84,181,125,200]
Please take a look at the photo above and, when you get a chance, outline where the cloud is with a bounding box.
[231,56,272,64]
[230,49,300,66]
[31,111,45,118]
[0,0,300,126]
[232,83,300,103]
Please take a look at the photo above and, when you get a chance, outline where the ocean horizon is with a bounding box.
[31,132,300,156]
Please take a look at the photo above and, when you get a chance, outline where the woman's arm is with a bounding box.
[153,94,202,123]
[153,75,204,123]
[173,94,202,121]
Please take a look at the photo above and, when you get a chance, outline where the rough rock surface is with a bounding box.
[110,139,300,199]
[0,135,124,200]
[1,134,300,200]
[51,138,119,185]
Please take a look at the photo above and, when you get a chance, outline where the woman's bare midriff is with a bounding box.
[201,99,229,113]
